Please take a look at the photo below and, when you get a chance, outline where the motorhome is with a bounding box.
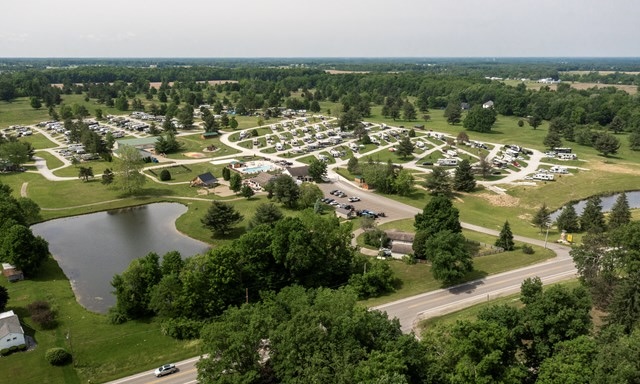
[436,158,458,166]
[533,173,555,181]
[558,153,577,160]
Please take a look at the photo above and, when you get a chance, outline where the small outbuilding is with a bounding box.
[248,172,276,190]
[190,172,218,187]
[2,263,23,282]
[0,311,25,350]
[335,207,355,219]
[284,166,312,182]
[200,132,219,140]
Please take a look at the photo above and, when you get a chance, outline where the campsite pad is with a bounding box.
[184,152,207,158]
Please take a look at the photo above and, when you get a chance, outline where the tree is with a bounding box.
[427,230,473,284]
[338,108,362,131]
[570,231,617,308]
[0,141,31,169]
[348,259,397,299]
[543,131,563,149]
[265,175,300,209]
[453,159,476,192]
[0,224,49,276]
[347,156,359,174]
[532,203,551,233]
[555,204,580,233]
[248,203,283,229]
[114,145,146,195]
[0,286,8,312]
[298,182,323,209]
[527,115,542,130]
[201,201,243,236]
[30,96,42,109]
[477,153,493,178]
[424,166,452,197]
[444,101,462,125]
[519,284,592,369]
[393,169,415,196]
[221,167,231,181]
[629,131,640,151]
[197,287,428,384]
[580,196,606,233]
[229,116,239,129]
[114,94,129,111]
[610,115,625,134]
[456,131,469,144]
[229,172,243,194]
[111,252,161,319]
[463,105,497,133]
[240,185,254,199]
[309,100,321,112]
[159,169,171,181]
[414,195,462,236]
[593,133,621,157]
[78,166,94,182]
[308,158,327,182]
[101,168,114,185]
[609,192,631,230]
[536,336,598,384]
[396,136,414,159]
[402,101,417,120]
[17,197,41,224]
[495,220,515,251]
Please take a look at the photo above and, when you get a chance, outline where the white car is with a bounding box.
[348,196,361,202]
[155,363,178,377]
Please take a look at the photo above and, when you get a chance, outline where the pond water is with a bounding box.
[550,191,640,221]
[31,203,210,313]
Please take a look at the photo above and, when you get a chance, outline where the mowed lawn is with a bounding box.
[0,259,201,384]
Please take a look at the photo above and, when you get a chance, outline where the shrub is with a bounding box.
[363,228,388,248]
[45,348,72,366]
[159,169,171,181]
[0,348,10,356]
[160,318,203,340]
[522,244,535,254]
[108,308,128,324]
[403,255,417,265]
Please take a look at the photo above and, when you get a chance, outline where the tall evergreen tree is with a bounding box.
[495,220,515,251]
[608,192,631,230]
[532,203,551,233]
[396,136,414,159]
[424,167,452,197]
[580,196,606,233]
[453,159,476,192]
[555,204,580,233]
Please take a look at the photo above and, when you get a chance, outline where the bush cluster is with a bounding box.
[160,318,203,340]
[45,347,72,366]
[522,244,535,254]
[159,169,171,181]
[0,344,27,356]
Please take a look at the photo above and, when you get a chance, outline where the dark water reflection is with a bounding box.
[32,203,210,313]
[550,191,640,221]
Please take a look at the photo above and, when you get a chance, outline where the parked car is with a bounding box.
[155,363,178,377]
[348,196,360,202]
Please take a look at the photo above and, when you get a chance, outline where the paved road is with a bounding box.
[104,356,201,384]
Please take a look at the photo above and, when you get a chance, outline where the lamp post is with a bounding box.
[544,222,551,249]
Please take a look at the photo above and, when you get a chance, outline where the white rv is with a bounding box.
[436,158,458,166]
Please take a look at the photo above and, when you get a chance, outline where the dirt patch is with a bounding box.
[183,152,207,159]
[476,192,521,207]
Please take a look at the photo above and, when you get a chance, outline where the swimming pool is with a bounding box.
[241,164,274,174]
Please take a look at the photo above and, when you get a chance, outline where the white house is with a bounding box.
[482,100,495,109]
[0,311,25,350]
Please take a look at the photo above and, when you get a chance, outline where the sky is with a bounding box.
[1,0,639,58]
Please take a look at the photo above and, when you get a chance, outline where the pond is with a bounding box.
[550,191,640,221]
[31,203,210,314]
